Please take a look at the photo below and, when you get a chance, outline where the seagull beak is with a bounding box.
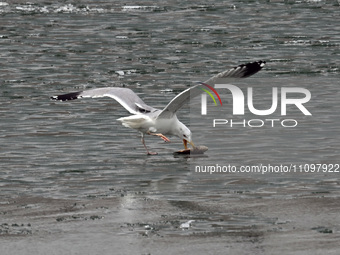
[188,140,195,148]
[183,139,195,149]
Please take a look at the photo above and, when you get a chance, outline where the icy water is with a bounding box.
[1,1,340,254]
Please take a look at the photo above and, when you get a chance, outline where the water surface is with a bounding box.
[0,1,340,254]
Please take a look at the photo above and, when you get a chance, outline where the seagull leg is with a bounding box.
[141,133,158,155]
[146,131,171,142]
[183,139,188,150]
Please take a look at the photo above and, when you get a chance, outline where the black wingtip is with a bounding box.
[50,91,82,101]
[236,60,266,78]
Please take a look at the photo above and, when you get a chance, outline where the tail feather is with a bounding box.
[117,115,151,130]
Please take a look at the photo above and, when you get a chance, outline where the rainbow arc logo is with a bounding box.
[198,82,222,115]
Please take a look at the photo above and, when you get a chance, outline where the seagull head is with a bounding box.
[175,122,195,149]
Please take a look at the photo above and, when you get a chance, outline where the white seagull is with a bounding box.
[51,61,265,155]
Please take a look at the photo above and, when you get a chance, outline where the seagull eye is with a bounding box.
[183,134,188,138]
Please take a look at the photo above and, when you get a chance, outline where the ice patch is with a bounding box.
[180,220,195,229]
[115,71,125,76]
[10,3,107,14]
[122,5,164,12]
[116,35,129,39]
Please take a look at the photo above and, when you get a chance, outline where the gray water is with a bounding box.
[1,1,340,254]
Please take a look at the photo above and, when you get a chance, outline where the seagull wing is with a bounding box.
[157,61,265,119]
[51,87,156,115]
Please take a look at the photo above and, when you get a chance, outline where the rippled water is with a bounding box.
[0,1,340,254]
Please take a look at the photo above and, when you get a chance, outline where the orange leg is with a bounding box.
[147,132,171,142]
[141,133,158,155]
[183,139,188,149]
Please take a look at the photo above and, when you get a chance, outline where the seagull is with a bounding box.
[51,61,265,155]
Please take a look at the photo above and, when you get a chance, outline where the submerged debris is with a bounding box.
[174,145,208,155]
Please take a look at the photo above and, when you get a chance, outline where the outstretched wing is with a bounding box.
[51,87,156,115]
[157,60,265,119]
